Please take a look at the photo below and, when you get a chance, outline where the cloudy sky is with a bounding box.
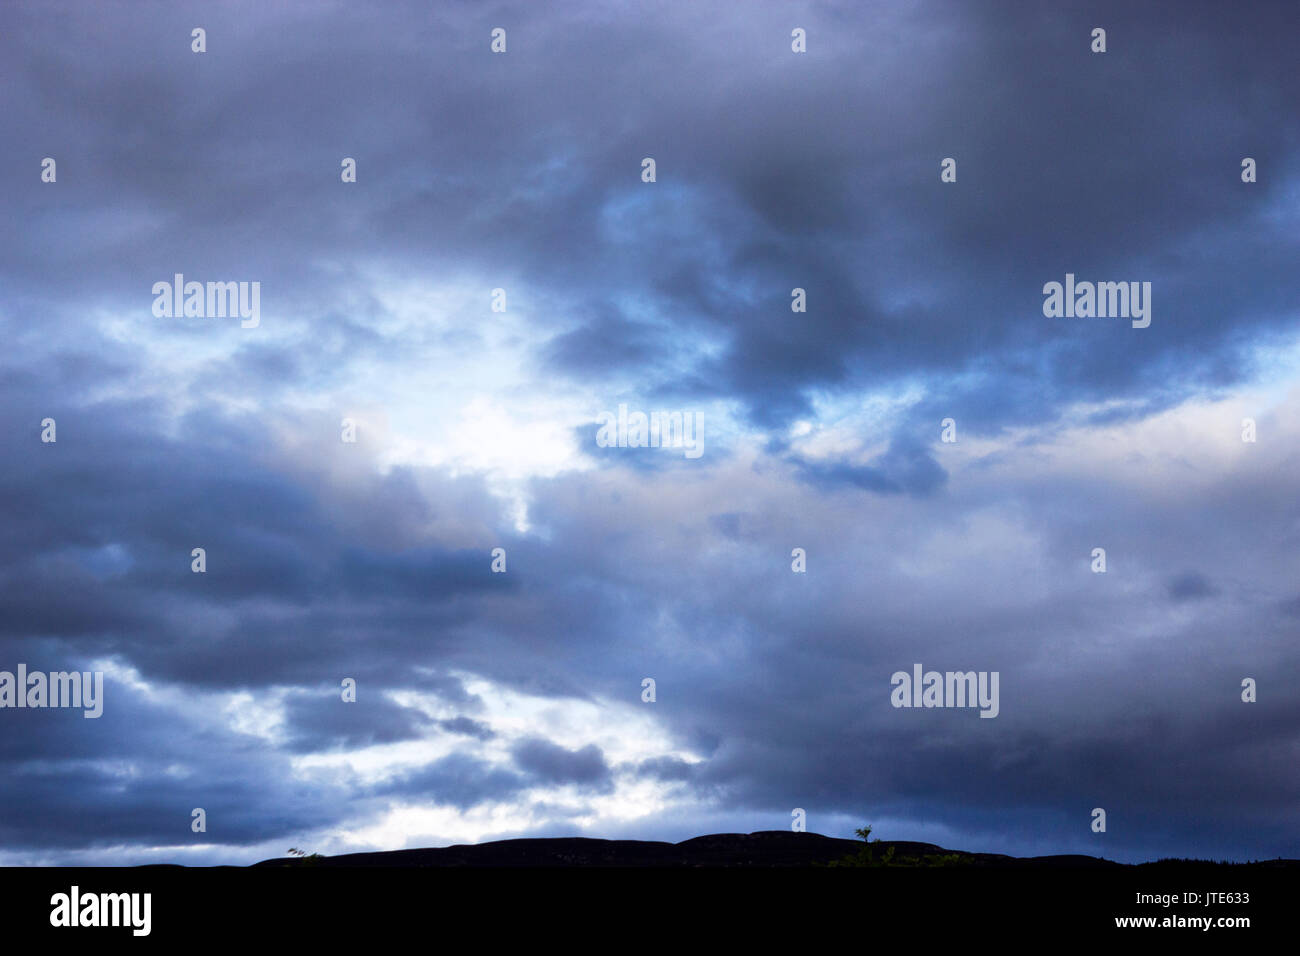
[1,0,1297,866]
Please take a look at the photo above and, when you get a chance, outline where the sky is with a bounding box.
[1,0,1298,865]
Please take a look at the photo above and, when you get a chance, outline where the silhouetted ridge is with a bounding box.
[251,831,1133,868]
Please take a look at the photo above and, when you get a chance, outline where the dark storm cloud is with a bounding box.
[435,716,496,741]
[510,738,613,790]
[1166,570,1218,602]
[543,309,681,379]
[281,691,433,754]
[0,678,355,853]
[635,756,697,783]
[791,434,948,497]
[374,754,529,809]
[0,0,1297,866]
[1,0,1289,434]
[0,379,515,690]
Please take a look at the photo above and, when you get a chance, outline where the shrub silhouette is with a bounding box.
[287,847,325,865]
[820,825,967,868]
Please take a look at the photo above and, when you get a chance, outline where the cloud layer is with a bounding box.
[1,0,1297,864]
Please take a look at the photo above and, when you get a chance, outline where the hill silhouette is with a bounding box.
[251,830,1147,868]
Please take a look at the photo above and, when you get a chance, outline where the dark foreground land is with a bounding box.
[5,832,1293,942]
